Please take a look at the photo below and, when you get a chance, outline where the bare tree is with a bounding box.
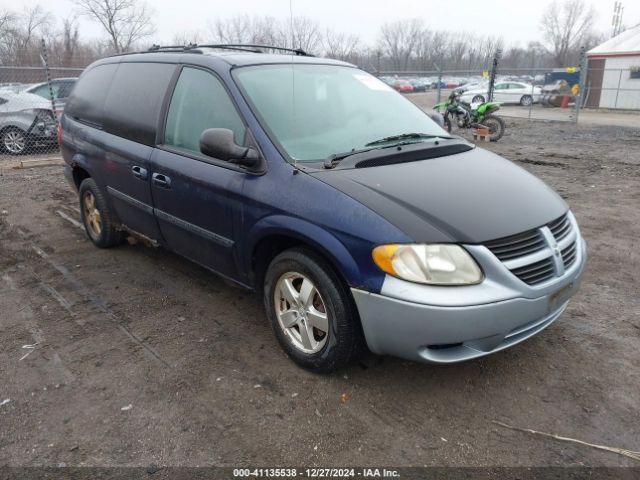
[288,17,321,52]
[59,18,80,66]
[540,0,595,67]
[208,15,281,46]
[323,29,360,61]
[72,0,155,53]
[377,19,424,70]
[18,6,52,48]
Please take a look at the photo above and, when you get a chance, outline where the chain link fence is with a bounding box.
[375,51,640,128]
[376,67,583,124]
[0,66,83,159]
[0,43,84,161]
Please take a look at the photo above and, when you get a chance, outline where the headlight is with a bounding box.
[372,244,483,285]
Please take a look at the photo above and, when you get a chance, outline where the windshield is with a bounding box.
[234,64,448,162]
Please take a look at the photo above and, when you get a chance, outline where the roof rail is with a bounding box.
[191,44,312,56]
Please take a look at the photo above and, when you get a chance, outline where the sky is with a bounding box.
[4,0,640,47]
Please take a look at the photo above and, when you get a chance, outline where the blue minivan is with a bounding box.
[60,45,586,372]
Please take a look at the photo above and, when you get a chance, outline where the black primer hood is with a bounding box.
[311,147,568,243]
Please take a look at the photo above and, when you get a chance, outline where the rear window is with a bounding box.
[103,62,176,145]
[65,64,118,126]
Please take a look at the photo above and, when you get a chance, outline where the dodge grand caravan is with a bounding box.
[60,45,586,372]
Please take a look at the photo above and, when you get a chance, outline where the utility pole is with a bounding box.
[612,2,624,38]
[487,48,502,102]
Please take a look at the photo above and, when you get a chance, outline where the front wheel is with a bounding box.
[482,115,505,142]
[264,247,364,372]
[443,115,452,133]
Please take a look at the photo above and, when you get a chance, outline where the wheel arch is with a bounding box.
[0,124,26,135]
[245,216,363,293]
[69,154,94,189]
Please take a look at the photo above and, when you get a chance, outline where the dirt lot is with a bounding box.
[1,117,639,469]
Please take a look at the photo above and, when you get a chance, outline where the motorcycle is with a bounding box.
[433,92,505,142]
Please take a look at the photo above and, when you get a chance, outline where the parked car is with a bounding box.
[0,91,57,154]
[392,79,414,93]
[407,78,428,92]
[461,82,542,106]
[60,46,586,372]
[23,78,77,118]
[453,81,488,95]
[0,83,27,93]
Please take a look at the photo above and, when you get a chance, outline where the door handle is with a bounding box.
[131,165,148,180]
[152,172,171,189]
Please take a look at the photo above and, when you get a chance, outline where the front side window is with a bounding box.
[164,67,246,155]
[234,64,448,162]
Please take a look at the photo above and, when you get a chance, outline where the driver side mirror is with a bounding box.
[199,128,260,168]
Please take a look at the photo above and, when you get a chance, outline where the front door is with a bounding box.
[150,66,249,278]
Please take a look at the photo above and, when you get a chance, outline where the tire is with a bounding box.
[482,114,505,142]
[472,95,485,103]
[264,247,364,372]
[443,115,452,133]
[1,127,27,155]
[520,95,533,106]
[79,178,125,248]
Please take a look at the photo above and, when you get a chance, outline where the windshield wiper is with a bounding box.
[324,147,376,169]
[364,132,452,147]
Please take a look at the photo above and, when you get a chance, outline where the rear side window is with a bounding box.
[65,63,118,126]
[103,62,176,146]
[57,80,75,98]
[164,67,246,155]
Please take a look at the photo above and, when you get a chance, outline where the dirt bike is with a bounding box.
[434,94,506,142]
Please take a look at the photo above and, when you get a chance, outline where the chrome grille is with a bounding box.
[562,241,577,269]
[510,257,556,285]
[484,229,546,261]
[548,213,572,241]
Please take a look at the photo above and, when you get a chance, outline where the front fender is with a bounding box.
[242,214,367,289]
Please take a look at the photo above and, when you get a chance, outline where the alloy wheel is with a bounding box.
[82,191,102,238]
[3,130,26,154]
[274,272,329,354]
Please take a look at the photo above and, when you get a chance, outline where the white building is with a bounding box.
[586,24,640,110]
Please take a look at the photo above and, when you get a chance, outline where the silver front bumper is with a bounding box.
[352,218,587,364]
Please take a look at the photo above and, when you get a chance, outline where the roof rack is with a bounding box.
[143,43,311,56]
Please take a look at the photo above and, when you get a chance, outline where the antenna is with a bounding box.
[289,0,297,168]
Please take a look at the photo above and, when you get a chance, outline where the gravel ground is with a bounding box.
[0,117,639,468]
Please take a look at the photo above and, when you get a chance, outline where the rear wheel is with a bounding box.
[482,114,505,142]
[472,95,485,103]
[79,178,125,248]
[520,95,533,106]
[264,247,364,372]
[2,127,27,155]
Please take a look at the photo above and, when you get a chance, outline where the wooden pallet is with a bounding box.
[472,127,491,142]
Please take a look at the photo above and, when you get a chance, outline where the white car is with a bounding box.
[460,82,542,106]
